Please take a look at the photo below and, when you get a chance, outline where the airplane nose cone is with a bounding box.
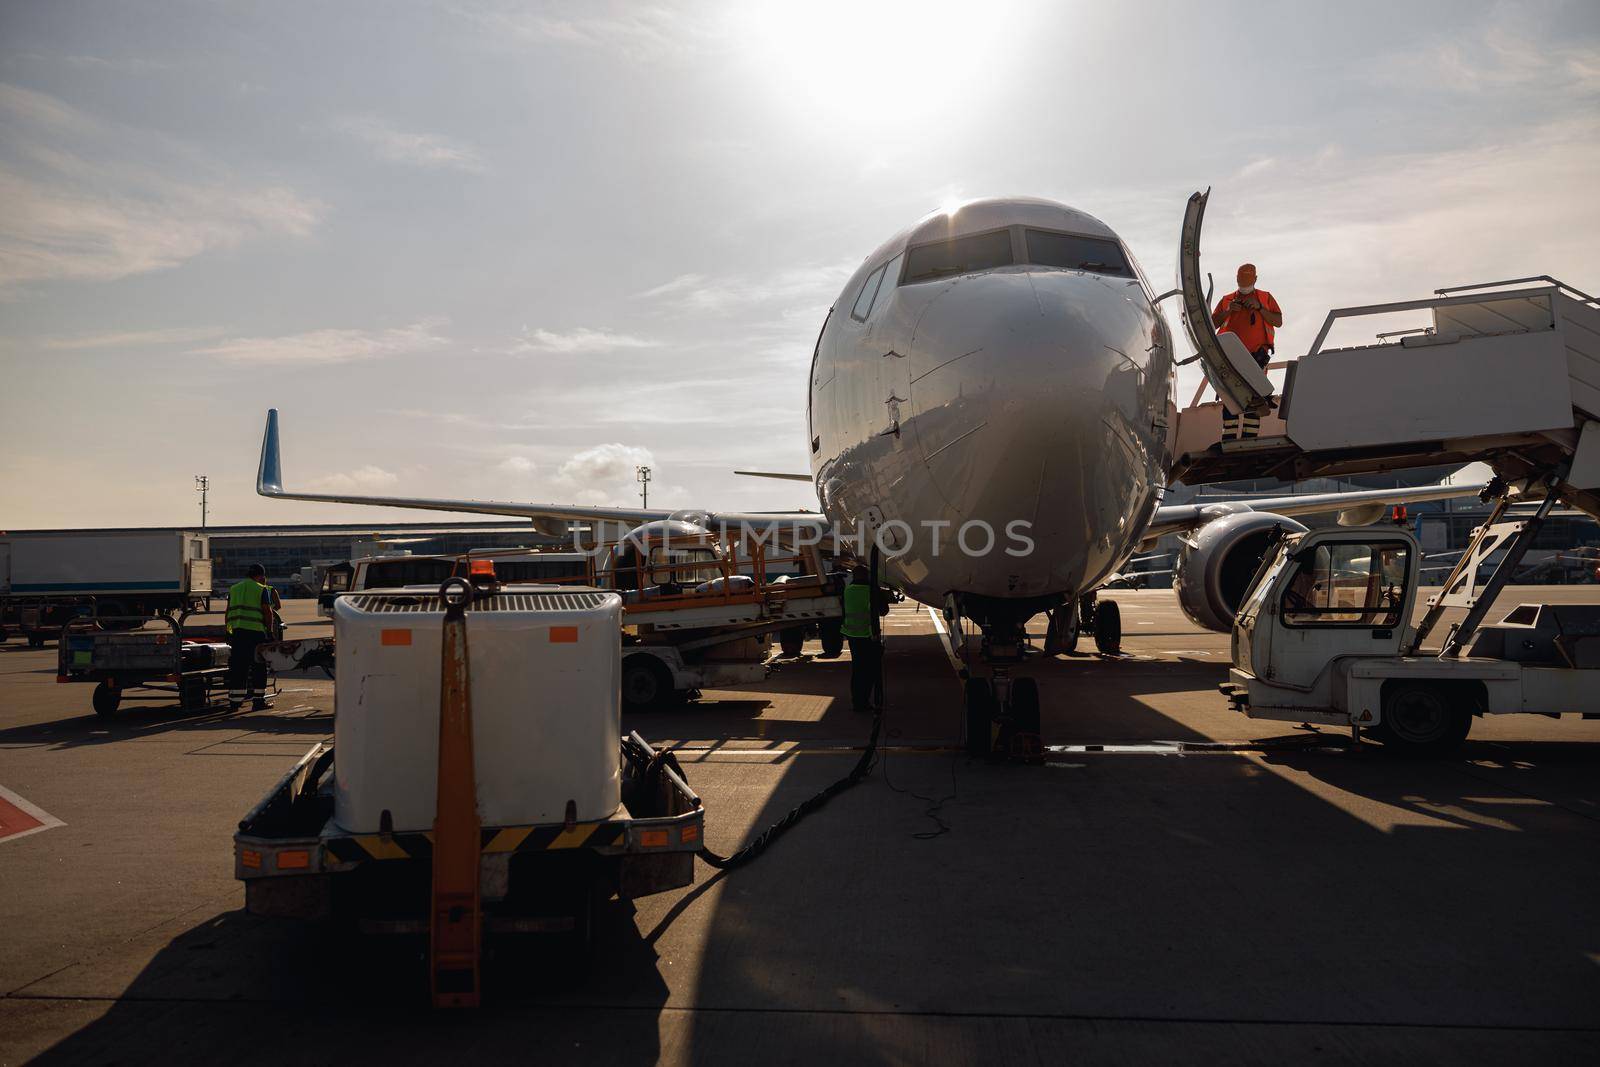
[902,269,1165,593]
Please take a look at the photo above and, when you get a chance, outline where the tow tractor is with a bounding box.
[234,566,702,1006]
[1222,478,1600,753]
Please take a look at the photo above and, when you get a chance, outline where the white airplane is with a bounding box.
[257,193,1479,742]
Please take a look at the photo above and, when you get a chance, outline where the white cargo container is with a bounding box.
[332,586,623,833]
[0,530,212,643]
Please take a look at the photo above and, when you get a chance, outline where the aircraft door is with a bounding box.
[1178,189,1274,417]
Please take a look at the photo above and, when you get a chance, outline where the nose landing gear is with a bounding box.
[949,597,1044,761]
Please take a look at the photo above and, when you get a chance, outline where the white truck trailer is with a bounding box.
[0,530,212,645]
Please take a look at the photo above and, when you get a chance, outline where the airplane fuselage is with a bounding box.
[809,198,1174,613]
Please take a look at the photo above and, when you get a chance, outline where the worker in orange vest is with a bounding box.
[1212,263,1283,440]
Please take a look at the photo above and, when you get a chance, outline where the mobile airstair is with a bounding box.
[1170,274,1600,522]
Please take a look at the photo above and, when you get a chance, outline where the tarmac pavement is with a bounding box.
[2,590,1598,1064]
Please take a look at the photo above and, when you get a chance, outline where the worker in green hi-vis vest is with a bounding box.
[225,563,280,711]
[839,564,887,713]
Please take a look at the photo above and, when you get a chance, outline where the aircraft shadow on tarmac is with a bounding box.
[636,629,1237,748]
[652,743,1600,1060]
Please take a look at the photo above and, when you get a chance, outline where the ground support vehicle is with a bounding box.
[594,522,845,709]
[235,578,702,1006]
[316,547,589,617]
[55,612,244,717]
[0,530,212,645]
[234,732,702,932]
[1223,482,1600,753]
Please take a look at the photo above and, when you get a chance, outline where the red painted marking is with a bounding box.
[0,794,44,840]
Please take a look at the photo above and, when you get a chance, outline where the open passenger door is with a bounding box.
[1178,189,1275,416]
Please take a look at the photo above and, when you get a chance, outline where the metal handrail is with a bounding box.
[1434,276,1598,308]
[1305,284,1560,357]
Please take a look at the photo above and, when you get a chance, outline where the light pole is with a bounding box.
[636,465,651,509]
[195,474,209,530]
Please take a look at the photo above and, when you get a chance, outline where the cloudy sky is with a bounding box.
[2,0,1597,529]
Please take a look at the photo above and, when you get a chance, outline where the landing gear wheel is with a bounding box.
[1093,599,1122,655]
[1043,608,1078,656]
[818,620,844,659]
[1078,594,1096,631]
[1380,683,1470,756]
[1008,677,1042,761]
[964,678,995,757]
[621,656,672,712]
[92,682,121,717]
[779,627,805,657]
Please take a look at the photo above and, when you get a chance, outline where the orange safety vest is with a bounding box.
[1215,289,1280,354]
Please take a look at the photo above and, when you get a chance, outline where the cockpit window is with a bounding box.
[850,263,888,322]
[902,229,1014,285]
[1024,230,1130,276]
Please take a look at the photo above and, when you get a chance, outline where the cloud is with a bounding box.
[307,465,400,491]
[560,441,652,489]
[497,455,537,475]
[1369,19,1600,97]
[1161,113,1600,397]
[328,114,487,173]
[38,325,225,350]
[0,84,323,290]
[633,263,849,315]
[454,4,720,61]
[509,327,658,354]
[193,317,451,364]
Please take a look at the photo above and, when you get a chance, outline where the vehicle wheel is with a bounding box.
[1010,676,1041,737]
[779,627,805,657]
[0,626,8,642]
[964,678,995,757]
[621,656,672,712]
[1043,608,1078,656]
[179,676,208,711]
[818,620,844,659]
[28,633,46,648]
[92,682,121,717]
[1093,599,1122,655]
[1078,594,1097,631]
[1380,683,1471,756]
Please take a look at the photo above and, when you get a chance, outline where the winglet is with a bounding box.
[257,409,284,496]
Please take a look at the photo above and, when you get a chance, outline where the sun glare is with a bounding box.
[732,0,1018,134]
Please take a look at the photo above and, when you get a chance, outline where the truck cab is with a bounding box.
[1227,522,1600,753]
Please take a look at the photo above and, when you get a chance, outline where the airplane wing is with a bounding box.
[1143,479,1487,542]
[734,470,814,483]
[256,409,826,534]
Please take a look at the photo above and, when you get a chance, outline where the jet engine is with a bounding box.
[1174,510,1308,632]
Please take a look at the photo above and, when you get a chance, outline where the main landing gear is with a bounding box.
[1043,593,1121,657]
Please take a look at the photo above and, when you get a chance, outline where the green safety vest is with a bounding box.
[227,579,269,634]
[840,583,873,639]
